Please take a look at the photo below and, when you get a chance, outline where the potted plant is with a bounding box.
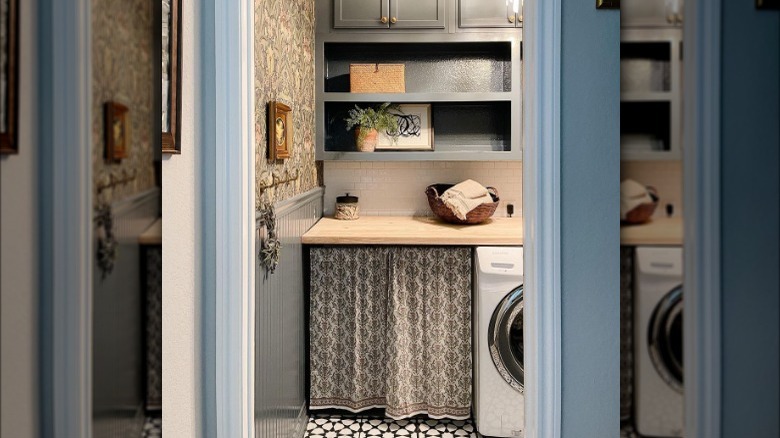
[344,103,400,152]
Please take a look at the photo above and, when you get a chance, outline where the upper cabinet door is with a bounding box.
[333,0,390,28]
[621,0,683,27]
[458,0,516,28]
[389,0,446,29]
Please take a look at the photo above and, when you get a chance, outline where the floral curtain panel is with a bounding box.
[310,246,472,420]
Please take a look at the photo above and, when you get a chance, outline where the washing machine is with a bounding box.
[474,247,524,438]
[634,246,684,437]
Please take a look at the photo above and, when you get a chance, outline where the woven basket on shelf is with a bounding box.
[426,184,499,225]
[350,64,405,93]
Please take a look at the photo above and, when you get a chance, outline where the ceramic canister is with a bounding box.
[335,193,359,220]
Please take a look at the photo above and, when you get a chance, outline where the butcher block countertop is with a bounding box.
[620,217,683,246]
[302,216,523,246]
[138,218,162,245]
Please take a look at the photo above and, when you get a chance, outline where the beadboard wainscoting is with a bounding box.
[92,188,161,437]
[255,188,324,438]
[323,162,523,218]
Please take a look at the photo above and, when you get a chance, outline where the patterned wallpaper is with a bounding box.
[254,0,321,208]
[92,0,155,205]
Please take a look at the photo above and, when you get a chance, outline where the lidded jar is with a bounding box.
[335,193,359,220]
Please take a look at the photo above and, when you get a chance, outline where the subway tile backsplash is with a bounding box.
[323,161,523,218]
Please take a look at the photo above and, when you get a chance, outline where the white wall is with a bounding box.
[323,161,522,218]
[0,0,39,435]
[162,0,204,435]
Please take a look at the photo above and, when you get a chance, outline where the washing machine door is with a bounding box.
[488,286,524,393]
[648,285,684,393]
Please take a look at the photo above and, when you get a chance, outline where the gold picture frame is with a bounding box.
[0,0,19,154]
[162,0,182,154]
[268,101,292,161]
[105,101,129,163]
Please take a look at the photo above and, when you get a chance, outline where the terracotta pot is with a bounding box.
[355,127,378,152]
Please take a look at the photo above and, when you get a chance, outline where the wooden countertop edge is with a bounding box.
[138,217,162,245]
[619,217,683,246]
[301,237,523,245]
[301,216,523,246]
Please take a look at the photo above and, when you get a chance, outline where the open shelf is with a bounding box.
[316,34,522,161]
[620,28,682,161]
[621,91,673,102]
[324,42,512,93]
[324,101,512,154]
[322,92,513,103]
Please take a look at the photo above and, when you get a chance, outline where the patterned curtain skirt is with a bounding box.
[309,246,472,420]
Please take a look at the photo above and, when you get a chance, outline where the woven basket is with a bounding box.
[350,64,405,93]
[426,184,499,225]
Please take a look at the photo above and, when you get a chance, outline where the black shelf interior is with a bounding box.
[620,101,671,152]
[620,41,670,61]
[324,101,511,153]
[324,42,513,93]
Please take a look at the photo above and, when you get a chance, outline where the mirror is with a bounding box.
[0,0,17,154]
[162,0,181,154]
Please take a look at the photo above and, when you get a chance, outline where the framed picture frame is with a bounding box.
[161,0,181,154]
[268,101,292,161]
[0,0,18,154]
[377,104,434,151]
[105,101,130,162]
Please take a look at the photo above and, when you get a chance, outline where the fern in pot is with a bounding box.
[345,103,400,152]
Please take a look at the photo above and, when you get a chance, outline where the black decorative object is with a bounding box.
[258,203,281,275]
[94,202,118,279]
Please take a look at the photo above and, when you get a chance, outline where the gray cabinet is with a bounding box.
[390,0,446,29]
[621,0,683,28]
[333,0,445,29]
[333,0,389,28]
[459,0,520,28]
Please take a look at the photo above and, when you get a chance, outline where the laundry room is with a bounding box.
[250,1,528,436]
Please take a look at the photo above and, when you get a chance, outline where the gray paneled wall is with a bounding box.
[255,188,324,438]
[92,188,161,438]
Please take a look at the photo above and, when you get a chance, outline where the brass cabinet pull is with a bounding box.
[390,16,398,24]
[508,15,515,23]
[381,16,388,23]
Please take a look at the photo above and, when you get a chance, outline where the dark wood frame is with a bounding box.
[0,0,19,154]
[162,0,181,154]
[596,0,620,9]
[756,0,780,9]
[268,101,292,161]
[105,101,130,162]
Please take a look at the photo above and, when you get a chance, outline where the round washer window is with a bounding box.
[648,285,684,393]
[488,286,524,393]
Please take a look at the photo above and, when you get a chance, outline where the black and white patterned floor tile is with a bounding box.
[619,423,638,438]
[142,415,162,437]
[305,415,479,438]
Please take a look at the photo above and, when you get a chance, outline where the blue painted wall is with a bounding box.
[560,1,621,436]
[721,3,780,437]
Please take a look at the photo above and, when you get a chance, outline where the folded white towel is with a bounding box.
[440,179,494,220]
[620,179,653,220]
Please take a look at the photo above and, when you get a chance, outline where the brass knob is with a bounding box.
[508,15,515,23]
[380,16,388,23]
[390,16,398,24]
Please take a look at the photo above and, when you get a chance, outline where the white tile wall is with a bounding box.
[621,160,683,218]
[323,161,523,218]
